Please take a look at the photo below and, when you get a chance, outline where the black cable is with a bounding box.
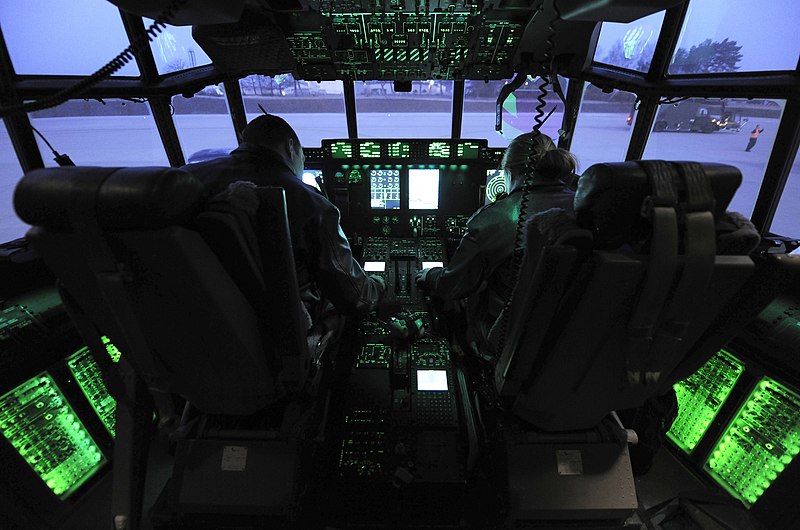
[532,78,551,133]
[30,125,74,166]
[0,0,188,118]
[30,125,56,153]
[493,0,561,360]
[531,5,559,133]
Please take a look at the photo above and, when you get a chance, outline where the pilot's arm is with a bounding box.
[313,205,385,315]
[417,214,492,300]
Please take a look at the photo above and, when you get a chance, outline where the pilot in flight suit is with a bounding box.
[416,132,577,354]
[182,114,384,321]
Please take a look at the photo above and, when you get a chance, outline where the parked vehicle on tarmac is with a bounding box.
[651,98,746,133]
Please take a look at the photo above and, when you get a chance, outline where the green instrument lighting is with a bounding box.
[387,141,410,158]
[356,344,392,369]
[0,373,106,498]
[667,349,744,453]
[456,141,480,159]
[101,335,121,363]
[706,378,800,507]
[359,141,381,158]
[338,410,386,477]
[485,171,506,203]
[411,339,449,367]
[331,141,353,159]
[428,141,450,158]
[67,347,116,436]
[286,32,329,62]
[348,169,363,184]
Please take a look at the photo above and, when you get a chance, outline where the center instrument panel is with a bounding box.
[326,232,474,524]
[304,138,506,239]
[332,267,475,525]
[302,139,490,524]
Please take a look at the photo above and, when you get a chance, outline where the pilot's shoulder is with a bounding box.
[178,160,208,175]
[467,198,511,226]
[287,180,339,213]
[467,202,495,222]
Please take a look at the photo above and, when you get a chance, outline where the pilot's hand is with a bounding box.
[415,268,431,289]
[370,274,386,295]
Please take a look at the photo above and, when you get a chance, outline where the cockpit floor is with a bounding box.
[58,437,760,530]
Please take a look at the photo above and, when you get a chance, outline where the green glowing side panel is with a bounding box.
[101,335,122,363]
[67,347,116,436]
[667,349,744,453]
[0,373,106,498]
[706,378,800,507]
[356,344,391,369]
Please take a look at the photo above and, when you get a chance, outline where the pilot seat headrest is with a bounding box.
[574,161,741,249]
[15,167,204,233]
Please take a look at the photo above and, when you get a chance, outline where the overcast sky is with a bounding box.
[597,0,800,71]
[1,0,798,76]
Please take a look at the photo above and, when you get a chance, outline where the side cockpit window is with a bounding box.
[28,99,169,168]
[645,98,787,219]
[0,128,28,242]
[0,0,139,77]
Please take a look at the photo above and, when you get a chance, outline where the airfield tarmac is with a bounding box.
[1,113,795,243]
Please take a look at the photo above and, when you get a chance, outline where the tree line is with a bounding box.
[601,37,743,74]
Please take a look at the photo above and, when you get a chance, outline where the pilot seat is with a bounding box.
[485,160,769,524]
[14,166,338,528]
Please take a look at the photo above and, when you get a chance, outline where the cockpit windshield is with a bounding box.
[0,0,798,243]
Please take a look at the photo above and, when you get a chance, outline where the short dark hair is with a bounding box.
[241,114,299,148]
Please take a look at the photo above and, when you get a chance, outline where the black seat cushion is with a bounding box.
[574,161,741,249]
[15,167,203,232]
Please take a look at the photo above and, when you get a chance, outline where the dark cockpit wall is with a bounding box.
[0,1,800,529]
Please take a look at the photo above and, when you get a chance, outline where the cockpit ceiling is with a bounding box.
[193,4,574,80]
[109,0,676,80]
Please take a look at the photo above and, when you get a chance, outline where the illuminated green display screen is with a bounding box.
[359,141,381,158]
[348,169,363,184]
[667,349,744,453]
[456,141,480,159]
[331,141,353,159]
[706,378,800,506]
[387,141,410,158]
[101,335,121,363]
[356,344,391,369]
[428,141,450,158]
[67,347,116,436]
[0,373,105,498]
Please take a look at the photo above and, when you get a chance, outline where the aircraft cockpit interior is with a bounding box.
[0,0,799,529]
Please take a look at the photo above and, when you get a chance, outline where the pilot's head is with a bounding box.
[500,132,577,191]
[241,114,305,178]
